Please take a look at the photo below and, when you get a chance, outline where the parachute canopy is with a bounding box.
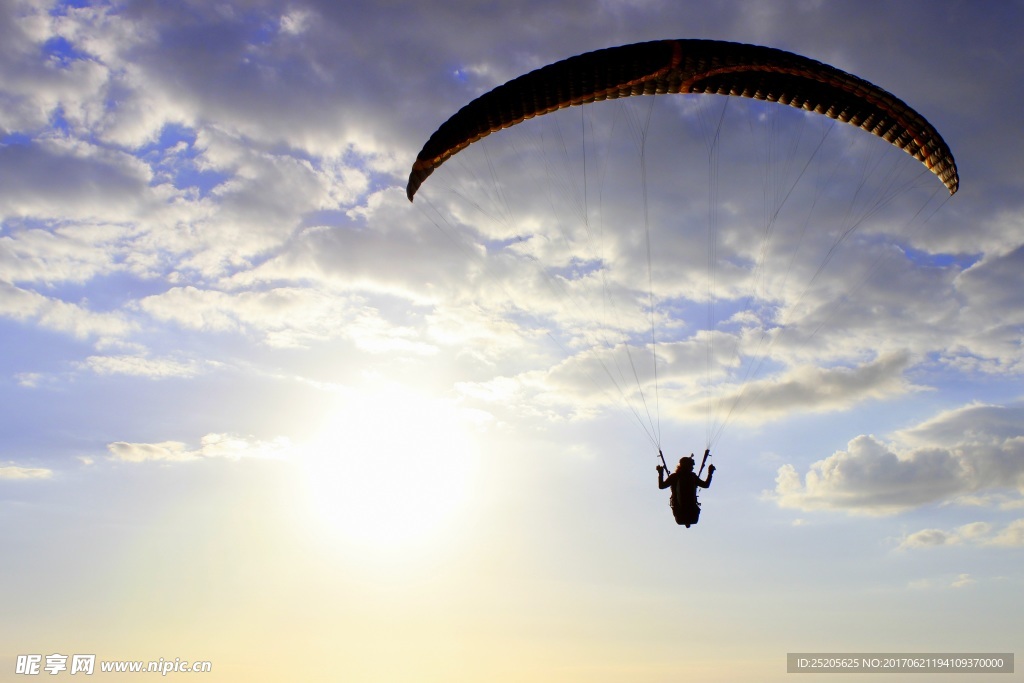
[407,39,958,200]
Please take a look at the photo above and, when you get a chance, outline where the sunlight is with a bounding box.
[299,384,479,550]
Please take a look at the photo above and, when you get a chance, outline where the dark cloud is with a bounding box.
[712,351,917,421]
[956,245,1024,317]
[0,141,150,220]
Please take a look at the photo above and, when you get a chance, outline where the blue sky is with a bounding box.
[2,1,1022,681]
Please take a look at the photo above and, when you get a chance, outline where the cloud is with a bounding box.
[699,351,918,423]
[15,373,45,389]
[989,519,1024,547]
[0,140,154,223]
[107,440,196,463]
[136,284,438,354]
[772,436,966,515]
[13,351,202,388]
[0,464,53,480]
[107,433,291,463]
[899,519,1024,550]
[900,528,955,548]
[897,402,1024,447]
[0,0,1017,379]
[0,2,112,135]
[0,281,135,342]
[898,522,992,549]
[458,344,920,430]
[950,573,975,588]
[940,244,1024,367]
[77,354,202,379]
[772,401,1024,514]
[231,189,492,305]
[907,573,981,591]
[0,0,1021,511]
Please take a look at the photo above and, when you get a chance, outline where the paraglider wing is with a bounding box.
[407,40,958,201]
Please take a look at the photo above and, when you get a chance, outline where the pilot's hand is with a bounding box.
[708,464,716,474]
[656,465,664,474]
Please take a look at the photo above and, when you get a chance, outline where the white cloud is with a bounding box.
[0,281,134,342]
[897,402,1024,447]
[908,519,1024,549]
[107,440,196,463]
[918,208,1024,261]
[136,284,437,354]
[78,354,202,379]
[0,2,110,134]
[107,433,291,463]
[773,401,1024,514]
[459,344,921,429]
[0,464,53,480]
[957,520,995,540]
[950,573,975,588]
[231,189,485,305]
[988,519,1024,548]
[15,372,44,388]
[771,443,979,513]
[898,522,994,549]
[908,573,986,591]
[280,8,313,35]
[900,528,955,549]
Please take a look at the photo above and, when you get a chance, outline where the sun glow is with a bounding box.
[300,384,479,549]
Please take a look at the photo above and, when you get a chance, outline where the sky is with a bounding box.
[1,0,1023,681]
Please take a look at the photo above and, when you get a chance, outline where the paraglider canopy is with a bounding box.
[407,39,957,201]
